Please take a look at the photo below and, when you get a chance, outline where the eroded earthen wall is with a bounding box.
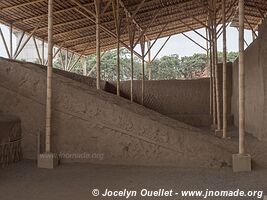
[0,58,235,167]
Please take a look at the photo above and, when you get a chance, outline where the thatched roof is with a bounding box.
[0,0,266,55]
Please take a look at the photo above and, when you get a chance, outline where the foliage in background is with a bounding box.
[54,48,238,80]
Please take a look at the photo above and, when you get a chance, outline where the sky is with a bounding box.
[0,24,254,59]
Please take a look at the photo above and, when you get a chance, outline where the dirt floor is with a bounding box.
[0,160,266,200]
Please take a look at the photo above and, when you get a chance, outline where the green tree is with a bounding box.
[53,48,238,81]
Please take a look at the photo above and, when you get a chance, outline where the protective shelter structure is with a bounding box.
[0,0,266,171]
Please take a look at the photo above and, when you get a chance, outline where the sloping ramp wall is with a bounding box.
[0,58,234,167]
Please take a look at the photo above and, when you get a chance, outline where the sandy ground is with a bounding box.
[0,160,266,200]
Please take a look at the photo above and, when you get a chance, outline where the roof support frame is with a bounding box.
[181,33,207,51]
[151,35,171,62]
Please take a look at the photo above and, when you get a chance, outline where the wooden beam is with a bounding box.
[144,23,168,57]
[1,0,45,11]
[132,0,146,19]
[87,51,106,76]
[0,27,11,58]
[178,19,209,42]
[13,32,25,59]
[102,0,112,15]
[151,35,171,62]
[68,44,90,72]
[33,37,42,64]
[244,16,258,38]
[74,7,143,60]
[14,17,45,59]
[181,33,207,51]
[133,12,159,47]
[69,0,96,18]
[119,0,149,41]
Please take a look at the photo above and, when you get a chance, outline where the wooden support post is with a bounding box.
[95,0,101,90]
[222,0,228,138]
[83,56,87,76]
[210,0,217,129]
[140,36,146,105]
[67,52,74,71]
[42,39,45,65]
[10,24,13,58]
[213,0,221,131]
[59,50,65,69]
[147,40,152,80]
[206,25,212,117]
[232,0,251,173]
[45,0,54,153]
[33,37,42,64]
[239,0,245,154]
[112,0,121,96]
[65,48,68,70]
[126,14,136,103]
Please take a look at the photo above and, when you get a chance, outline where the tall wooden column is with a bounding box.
[232,0,251,173]
[95,0,101,90]
[209,0,217,128]
[112,0,121,96]
[10,24,13,58]
[206,24,213,117]
[83,57,87,76]
[126,15,136,103]
[239,0,245,154]
[45,0,54,153]
[147,40,152,80]
[140,36,145,105]
[213,0,221,131]
[222,0,228,138]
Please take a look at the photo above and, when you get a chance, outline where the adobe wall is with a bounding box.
[232,19,267,141]
[106,63,233,127]
[0,58,236,168]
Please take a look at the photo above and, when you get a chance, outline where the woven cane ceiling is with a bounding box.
[0,0,266,55]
